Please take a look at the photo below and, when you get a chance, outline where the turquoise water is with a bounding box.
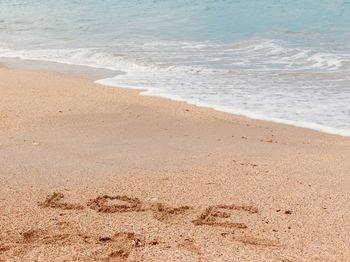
[1,0,350,135]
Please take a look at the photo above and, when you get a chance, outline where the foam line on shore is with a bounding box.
[97,77,350,137]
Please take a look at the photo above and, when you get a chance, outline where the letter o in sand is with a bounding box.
[87,195,144,213]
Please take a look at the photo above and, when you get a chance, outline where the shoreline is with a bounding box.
[1,65,350,261]
[98,79,350,138]
[2,57,349,138]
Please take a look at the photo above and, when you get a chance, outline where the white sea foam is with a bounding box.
[97,76,350,137]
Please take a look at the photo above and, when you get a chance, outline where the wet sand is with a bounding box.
[0,66,350,261]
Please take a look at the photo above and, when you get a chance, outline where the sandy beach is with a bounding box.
[0,66,350,261]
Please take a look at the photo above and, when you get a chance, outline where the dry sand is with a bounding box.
[0,66,350,261]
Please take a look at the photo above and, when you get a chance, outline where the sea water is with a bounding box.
[0,0,349,136]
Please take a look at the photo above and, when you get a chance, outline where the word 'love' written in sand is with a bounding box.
[35,192,296,253]
[2,192,296,261]
[39,192,264,229]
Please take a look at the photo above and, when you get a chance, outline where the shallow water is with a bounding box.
[0,0,349,135]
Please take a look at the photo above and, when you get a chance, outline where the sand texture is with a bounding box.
[0,67,350,261]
